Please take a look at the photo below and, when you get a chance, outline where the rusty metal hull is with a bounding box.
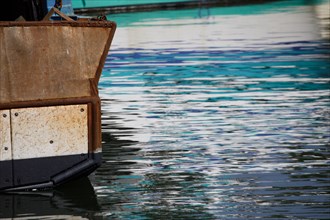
[0,20,116,191]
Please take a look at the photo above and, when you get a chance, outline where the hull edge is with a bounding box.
[0,152,101,191]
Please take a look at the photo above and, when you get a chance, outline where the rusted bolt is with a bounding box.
[2,114,7,118]
[14,113,18,116]
[4,147,8,151]
[50,140,54,144]
[80,108,85,112]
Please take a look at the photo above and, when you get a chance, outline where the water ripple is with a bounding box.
[96,2,330,219]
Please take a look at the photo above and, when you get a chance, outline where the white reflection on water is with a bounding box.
[97,1,329,219]
[112,6,321,51]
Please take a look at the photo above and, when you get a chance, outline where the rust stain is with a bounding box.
[0,20,116,159]
[11,105,88,160]
[0,21,116,104]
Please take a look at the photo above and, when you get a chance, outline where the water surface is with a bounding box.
[98,1,330,219]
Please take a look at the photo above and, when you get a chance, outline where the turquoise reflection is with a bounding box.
[96,1,329,219]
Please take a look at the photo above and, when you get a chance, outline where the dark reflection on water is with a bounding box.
[94,132,218,219]
[0,177,100,219]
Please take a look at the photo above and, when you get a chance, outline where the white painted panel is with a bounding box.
[0,110,12,161]
[11,105,88,160]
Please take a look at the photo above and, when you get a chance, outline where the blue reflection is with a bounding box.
[98,1,329,218]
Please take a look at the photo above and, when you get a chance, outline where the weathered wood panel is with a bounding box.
[0,23,114,103]
[11,104,88,159]
[0,110,12,161]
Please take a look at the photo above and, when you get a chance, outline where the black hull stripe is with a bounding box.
[0,153,101,191]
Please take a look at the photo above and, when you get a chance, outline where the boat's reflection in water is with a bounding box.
[0,177,100,219]
[0,131,142,220]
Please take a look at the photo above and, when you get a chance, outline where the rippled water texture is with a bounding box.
[98,1,330,219]
[1,1,329,219]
